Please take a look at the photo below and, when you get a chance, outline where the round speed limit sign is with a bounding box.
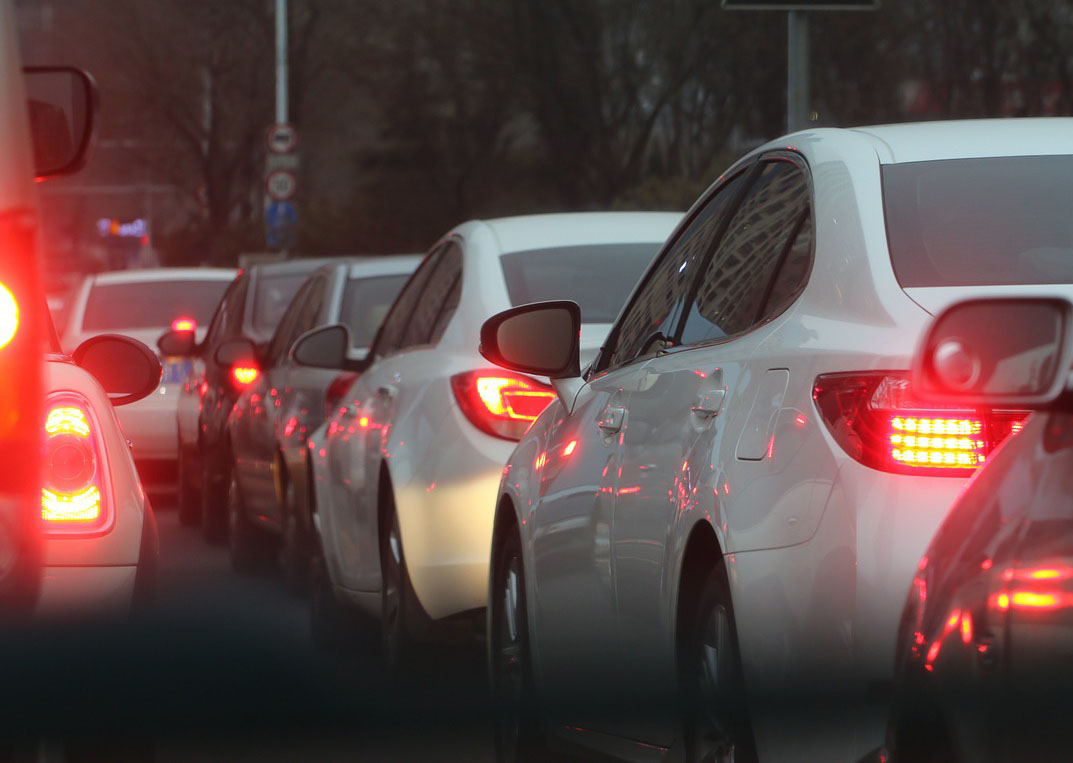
[265,169,297,201]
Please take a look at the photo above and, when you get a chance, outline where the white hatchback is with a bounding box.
[480,120,1072,761]
[299,212,680,665]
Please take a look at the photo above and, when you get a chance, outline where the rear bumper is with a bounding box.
[36,565,138,618]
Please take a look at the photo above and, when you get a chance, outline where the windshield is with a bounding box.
[884,155,1073,287]
[340,273,409,347]
[500,243,662,323]
[81,279,230,331]
[251,273,309,335]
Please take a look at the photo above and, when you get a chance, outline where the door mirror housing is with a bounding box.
[157,328,197,357]
[214,337,258,368]
[480,301,582,379]
[291,324,356,370]
[23,66,98,179]
[72,334,161,406]
[914,297,1073,407]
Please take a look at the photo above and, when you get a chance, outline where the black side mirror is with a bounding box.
[914,297,1073,407]
[214,338,257,368]
[23,66,98,180]
[157,329,197,357]
[72,334,161,406]
[480,300,582,379]
[291,324,351,369]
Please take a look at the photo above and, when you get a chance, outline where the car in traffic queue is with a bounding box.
[478,120,1072,762]
[297,212,681,665]
[883,297,1073,762]
[159,258,335,541]
[60,268,236,496]
[224,255,419,587]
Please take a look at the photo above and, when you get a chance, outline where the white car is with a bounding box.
[480,120,1069,761]
[298,212,681,665]
[61,268,236,494]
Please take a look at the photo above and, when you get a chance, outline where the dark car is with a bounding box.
[225,255,419,587]
[159,258,336,542]
[883,296,1073,762]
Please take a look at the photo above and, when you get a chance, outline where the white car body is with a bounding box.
[490,120,1073,760]
[61,268,236,490]
[308,213,681,627]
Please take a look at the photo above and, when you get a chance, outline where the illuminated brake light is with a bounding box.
[451,370,557,441]
[232,365,260,386]
[41,396,110,533]
[171,317,196,332]
[813,372,1027,476]
[0,282,18,350]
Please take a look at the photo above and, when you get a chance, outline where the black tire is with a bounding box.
[380,492,421,680]
[227,473,274,573]
[279,477,310,595]
[309,529,353,652]
[679,562,757,763]
[489,527,549,762]
[201,457,229,544]
[176,448,200,526]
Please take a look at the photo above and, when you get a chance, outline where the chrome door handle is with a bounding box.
[598,405,626,434]
[691,388,726,419]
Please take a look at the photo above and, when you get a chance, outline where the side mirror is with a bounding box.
[157,329,197,357]
[479,300,582,379]
[292,324,351,369]
[214,338,257,368]
[913,297,1073,407]
[23,66,98,180]
[72,334,162,406]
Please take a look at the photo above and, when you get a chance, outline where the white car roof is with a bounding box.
[89,267,237,285]
[476,211,683,255]
[345,255,423,279]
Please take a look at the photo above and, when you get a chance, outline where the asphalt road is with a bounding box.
[0,501,496,761]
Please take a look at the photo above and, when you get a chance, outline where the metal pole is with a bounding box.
[275,0,288,124]
[787,9,809,133]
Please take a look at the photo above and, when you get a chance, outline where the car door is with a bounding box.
[526,182,744,711]
[328,245,451,591]
[201,273,249,460]
[611,157,813,733]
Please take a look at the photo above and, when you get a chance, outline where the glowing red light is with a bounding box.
[0,282,19,350]
[562,440,577,457]
[171,317,196,332]
[618,486,641,495]
[232,365,259,386]
[960,612,973,644]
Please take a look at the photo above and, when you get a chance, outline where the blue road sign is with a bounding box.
[265,200,298,249]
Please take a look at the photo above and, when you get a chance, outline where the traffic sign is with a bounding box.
[266,123,299,154]
[265,169,297,201]
[265,200,298,250]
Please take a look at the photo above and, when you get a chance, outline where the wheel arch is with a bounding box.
[674,519,726,655]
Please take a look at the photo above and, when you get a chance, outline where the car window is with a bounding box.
[204,274,244,347]
[80,279,231,331]
[373,245,445,357]
[251,272,310,335]
[678,159,811,346]
[402,242,462,348]
[265,278,314,366]
[602,171,747,370]
[338,273,410,348]
[290,274,328,346]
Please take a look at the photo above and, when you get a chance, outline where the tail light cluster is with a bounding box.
[231,365,260,387]
[451,370,557,441]
[41,394,111,534]
[813,372,1027,476]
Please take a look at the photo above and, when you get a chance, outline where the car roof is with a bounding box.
[343,254,423,279]
[793,117,1073,165]
[89,267,237,285]
[250,257,338,278]
[473,211,683,255]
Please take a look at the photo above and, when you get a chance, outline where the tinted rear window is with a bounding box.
[339,274,409,347]
[81,279,230,331]
[884,156,1073,287]
[499,243,662,323]
[252,273,308,334]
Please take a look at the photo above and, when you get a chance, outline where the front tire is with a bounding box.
[679,562,757,763]
[380,494,420,679]
[176,448,200,526]
[201,457,229,544]
[279,477,310,595]
[227,474,273,573]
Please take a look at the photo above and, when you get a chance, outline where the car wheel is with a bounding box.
[200,457,229,545]
[680,562,757,763]
[176,448,200,526]
[227,474,273,573]
[490,527,548,762]
[279,478,310,595]
[380,496,420,679]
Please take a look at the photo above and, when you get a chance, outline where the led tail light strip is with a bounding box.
[451,370,557,441]
[41,393,112,534]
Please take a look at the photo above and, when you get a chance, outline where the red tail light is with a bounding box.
[0,282,19,350]
[171,317,196,332]
[232,365,260,387]
[325,371,358,417]
[41,394,111,534]
[451,370,557,441]
[813,372,1027,476]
